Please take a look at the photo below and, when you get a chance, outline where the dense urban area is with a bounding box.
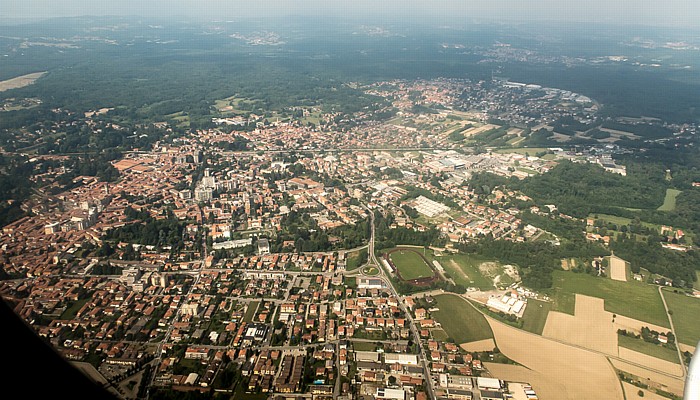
[1,16,700,400]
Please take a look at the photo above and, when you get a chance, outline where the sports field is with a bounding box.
[431,294,493,344]
[389,249,434,280]
[550,271,669,328]
[521,298,552,335]
[608,255,629,281]
[660,289,700,345]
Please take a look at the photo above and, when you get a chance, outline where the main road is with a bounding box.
[361,205,437,400]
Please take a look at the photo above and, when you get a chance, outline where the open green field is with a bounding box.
[660,289,700,345]
[242,301,259,323]
[618,334,680,364]
[438,253,494,290]
[166,111,190,127]
[389,249,434,280]
[521,299,552,335]
[589,213,660,231]
[351,341,378,352]
[60,298,90,320]
[431,294,493,344]
[346,248,368,271]
[695,271,700,290]
[430,329,449,341]
[550,271,669,327]
[657,189,681,211]
[494,147,550,155]
[214,95,248,114]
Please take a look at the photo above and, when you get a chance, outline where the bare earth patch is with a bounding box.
[609,255,628,282]
[561,259,569,270]
[0,72,46,92]
[542,294,618,355]
[459,338,496,352]
[487,315,624,400]
[610,359,685,397]
[479,261,499,277]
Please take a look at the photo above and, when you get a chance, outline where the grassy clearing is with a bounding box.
[351,341,378,352]
[660,289,700,346]
[618,335,680,364]
[550,271,669,327]
[346,248,368,271]
[438,253,494,290]
[166,111,190,127]
[431,329,449,341]
[431,294,493,344]
[521,299,552,335]
[657,189,681,211]
[589,213,660,231]
[390,249,433,280]
[493,147,550,155]
[695,271,700,290]
[242,301,259,323]
[60,298,90,320]
[516,166,538,175]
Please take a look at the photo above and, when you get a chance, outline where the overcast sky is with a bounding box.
[4,0,700,28]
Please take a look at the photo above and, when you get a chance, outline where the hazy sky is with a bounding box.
[4,0,700,27]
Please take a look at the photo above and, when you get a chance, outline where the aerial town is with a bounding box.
[1,76,698,400]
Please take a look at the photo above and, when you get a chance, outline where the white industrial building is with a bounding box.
[384,353,418,365]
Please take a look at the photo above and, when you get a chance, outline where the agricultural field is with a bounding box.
[549,271,669,327]
[657,189,681,211]
[437,253,495,290]
[487,316,625,400]
[521,298,552,335]
[389,248,434,280]
[0,72,46,92]
[430,294,493,344]
[617,335,680,364]
[660,289,700,346]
